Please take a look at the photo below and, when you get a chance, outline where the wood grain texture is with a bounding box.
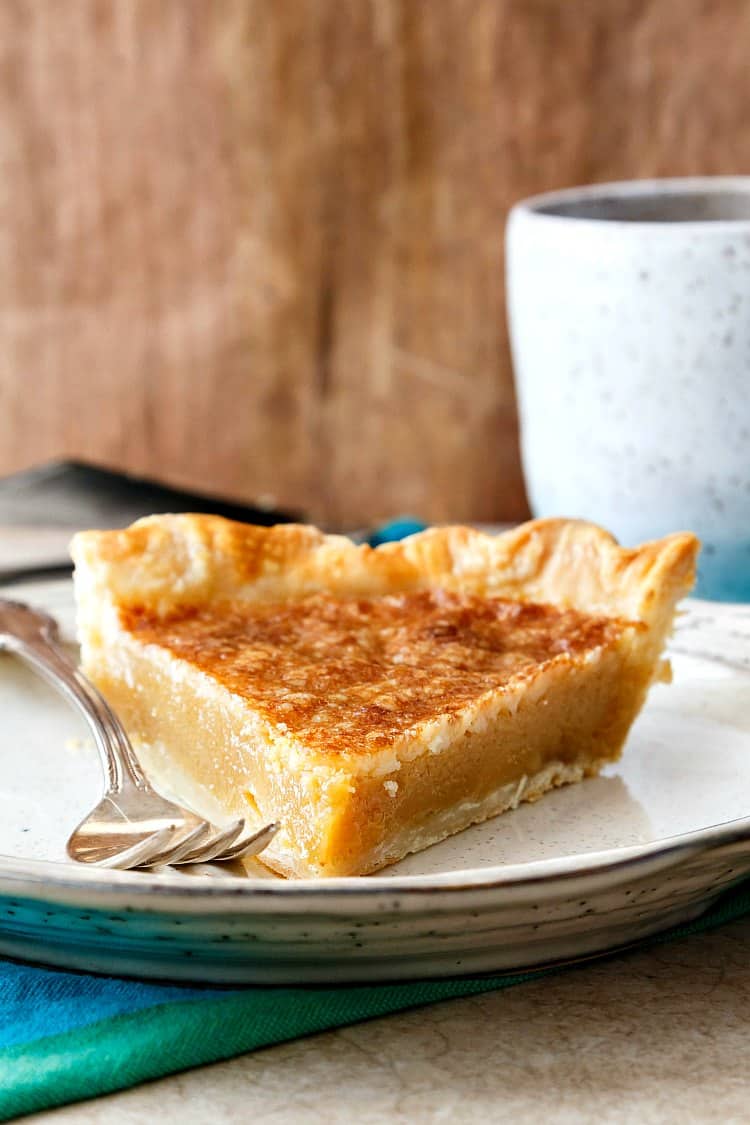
[0,0,748,526]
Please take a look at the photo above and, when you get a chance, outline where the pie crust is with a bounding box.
[71,516,699,878]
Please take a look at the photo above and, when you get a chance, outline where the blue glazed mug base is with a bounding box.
[694,539,750,602]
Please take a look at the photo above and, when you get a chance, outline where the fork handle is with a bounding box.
[0,609,147,792]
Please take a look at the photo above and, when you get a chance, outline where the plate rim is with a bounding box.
[1,814,749,911]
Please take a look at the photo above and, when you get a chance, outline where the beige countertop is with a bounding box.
[25,915,750,1124]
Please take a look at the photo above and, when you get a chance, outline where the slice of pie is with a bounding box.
[71,516,699,878]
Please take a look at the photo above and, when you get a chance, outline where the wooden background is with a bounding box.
[1,0,748,527]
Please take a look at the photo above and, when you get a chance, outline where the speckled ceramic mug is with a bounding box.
[506,177,750,601]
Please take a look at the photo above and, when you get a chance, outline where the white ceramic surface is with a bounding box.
[0,579,749,983]
[506,176,750,601]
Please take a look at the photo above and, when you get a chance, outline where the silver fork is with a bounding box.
[0,599,279,870]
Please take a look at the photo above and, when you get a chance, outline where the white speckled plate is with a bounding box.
[0,579,749,984]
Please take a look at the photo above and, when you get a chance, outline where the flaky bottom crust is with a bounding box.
[137,745,591,879]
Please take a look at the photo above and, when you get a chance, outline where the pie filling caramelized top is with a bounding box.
[120,591,627,756]
[71,514,701,877]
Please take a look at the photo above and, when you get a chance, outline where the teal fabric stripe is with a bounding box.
[0,970,558,1120]
[367,518,426,546]
[0,961,216,1048]
[2,879,750,1122]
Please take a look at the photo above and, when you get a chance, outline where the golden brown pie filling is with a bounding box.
[120,591,627,757]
